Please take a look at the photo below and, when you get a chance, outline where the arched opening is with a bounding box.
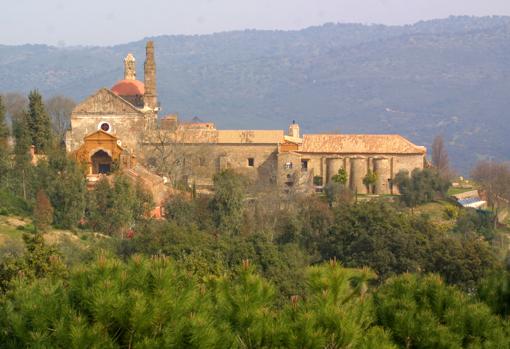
[91,150,112,174]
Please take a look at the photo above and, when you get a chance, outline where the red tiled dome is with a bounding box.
[111,79,145,96]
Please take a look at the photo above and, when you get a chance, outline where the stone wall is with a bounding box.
[69,114,147,153]
[295,152,425,194]
[140,142,279,186]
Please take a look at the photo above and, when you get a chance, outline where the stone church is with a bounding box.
[66,41,426,195]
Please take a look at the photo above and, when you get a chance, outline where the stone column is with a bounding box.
[350,157,368,194]
[326,158,343,183]
[373,158,391,195]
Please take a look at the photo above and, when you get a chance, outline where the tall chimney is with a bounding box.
[124,53,136,80]
[144,41,157,110]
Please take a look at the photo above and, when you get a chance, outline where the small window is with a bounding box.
[285,161,293,169]
[248,158,255,167]
[301,159,308,170]
[199,157,205,166]
[100,122,110,132]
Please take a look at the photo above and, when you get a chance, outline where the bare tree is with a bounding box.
[141,127,210,186]
[431,135,451,178]
[2,92,28,126]
[471,160,510,226]
[45,95,76,141]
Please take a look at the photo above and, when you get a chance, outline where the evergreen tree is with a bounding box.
[86,177,113,233]
[12,111,32,199]
[374,273,510,348]
[478,270,510,318]
[133,179,154,219]
[209,169,245,235]
[394,168,450,207]
[34,189,53,232]
[0,96,9,185]
[86,175,147,236]
[110,175,137,236]
[0,256,400,348]
[45,150,87,229]
[26,90,53,154]
[0,233,65,293]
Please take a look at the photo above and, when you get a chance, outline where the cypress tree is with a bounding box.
[34,189,54,232]
[46,151,87,229]
[209,169,245,235]
[0,96,9,184]
[12,111,32,199]
[27,90,53,154]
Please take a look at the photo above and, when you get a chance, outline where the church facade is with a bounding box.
[66,41,426,195]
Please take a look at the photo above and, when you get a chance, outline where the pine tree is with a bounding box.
[34,189,53,232]
[26,90,53,154]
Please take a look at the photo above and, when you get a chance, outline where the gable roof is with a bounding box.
[83,129,119,142]
[147,129,285,144]
[300,134,426,154]
[72,88,143,115]
[216,130,284,144]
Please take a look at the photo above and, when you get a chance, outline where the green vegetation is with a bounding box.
[86,175,153,237]
[209,170,245,235]
[448,187,475,196]
[1,91,510,348]
[375,274,510,348]
[362,170,377,193]
[33,189,53,232]
[26,90,53,154]
[394,168,450,208]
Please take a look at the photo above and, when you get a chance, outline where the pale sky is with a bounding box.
[1,0,509,46]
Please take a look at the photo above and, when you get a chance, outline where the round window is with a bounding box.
[100,123,110,132]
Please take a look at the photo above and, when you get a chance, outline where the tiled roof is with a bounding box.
[300,134,426,154]
[111,79,145,96]
[216,130,284,144]
[156,129,284,144]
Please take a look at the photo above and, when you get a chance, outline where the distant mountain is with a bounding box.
[1,16,510,174]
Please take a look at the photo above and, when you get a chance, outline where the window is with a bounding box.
[199,157,206,166]
[285,161,293,169]
[99,122,111,132]
[248,158,255,167]
[301,159,308,171]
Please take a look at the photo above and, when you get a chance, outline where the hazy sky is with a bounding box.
[1,0,509,46]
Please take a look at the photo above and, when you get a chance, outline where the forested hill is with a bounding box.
[1,16,510,173]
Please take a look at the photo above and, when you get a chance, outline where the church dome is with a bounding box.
[111,79,145,96]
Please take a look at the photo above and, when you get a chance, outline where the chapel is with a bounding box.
[66,41,427,195]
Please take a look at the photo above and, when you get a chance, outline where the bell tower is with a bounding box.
[124,53,136,80]
[143,41,158,110]
[288,120,300,138]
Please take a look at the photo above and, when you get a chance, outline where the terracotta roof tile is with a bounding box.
[111,79,145,96]
[300,134,426,154]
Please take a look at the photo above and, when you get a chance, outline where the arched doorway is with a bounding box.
[91,150,112,174]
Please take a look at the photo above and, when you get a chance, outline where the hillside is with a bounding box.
[1,16,510,173]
